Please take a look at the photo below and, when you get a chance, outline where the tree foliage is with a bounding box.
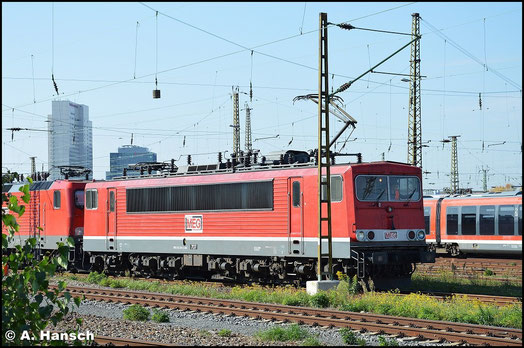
[2,178,84,346]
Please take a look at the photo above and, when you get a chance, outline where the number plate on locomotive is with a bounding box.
[384,231,397,240]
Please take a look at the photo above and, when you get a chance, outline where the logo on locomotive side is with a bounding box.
[185,215,203,233]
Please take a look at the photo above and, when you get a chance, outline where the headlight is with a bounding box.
[357,231,365,241]
[408,230,416,240]
[417,230,426,240]
[367,231,375,240]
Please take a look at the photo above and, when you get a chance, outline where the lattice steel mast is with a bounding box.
[482,167,488,192]
[407,13,422,168]
[244,102,252,153]
[450,135,460,194]
[30,156,36,177]
[232,87,240,158]
[317,12,333,281]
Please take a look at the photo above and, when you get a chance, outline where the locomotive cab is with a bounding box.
[348,162,435,289]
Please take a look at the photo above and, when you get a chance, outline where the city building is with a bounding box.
[106,145,157,180]
[48,100,93,180]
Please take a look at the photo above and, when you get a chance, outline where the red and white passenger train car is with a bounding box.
[81,160,434,286]
[424,191,522,256]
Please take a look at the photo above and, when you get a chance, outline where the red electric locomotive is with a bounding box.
[424,191,522,257]
[2,180,87,263]
[82,159,434,287]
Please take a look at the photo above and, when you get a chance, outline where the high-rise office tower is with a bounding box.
[48,100,93,180]
[106,145,157,180]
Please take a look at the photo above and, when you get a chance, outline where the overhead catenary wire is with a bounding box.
[421,17,521,91]
[250,50,254,102]
[155,11,158,90]
[4,4,521,187]
[330,22,412,36]
[31,54,36,103]
[51,3,59,96]
[299,2,307,35]
[134,21,140,79]
[4,4,518,113]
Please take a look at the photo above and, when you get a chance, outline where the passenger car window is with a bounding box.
[446,206,458,235]
[461,206,477,235]
[424,206,431,235]
[479,205,495,235]
[498,205,515,235]
[518,205,522,236]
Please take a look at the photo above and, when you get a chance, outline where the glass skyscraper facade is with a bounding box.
[106,145,157,180]
[48,100,93,180]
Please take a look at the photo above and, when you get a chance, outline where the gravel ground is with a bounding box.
[47,279,450,346]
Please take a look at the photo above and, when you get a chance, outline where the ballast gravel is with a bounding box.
[49,296,449,346]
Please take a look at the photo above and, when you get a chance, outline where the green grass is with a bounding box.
[59,272,522,329]
[339,290,522,328]
[217,329,232,337]
[339,328,366,345]
[310,292,330,308]
[378,335,399,346]
[255,324,311,342]
[151,309,170,323]
[301,336,323,346]
[123,304,150,321]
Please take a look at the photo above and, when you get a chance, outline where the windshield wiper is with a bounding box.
[403,188,418,206]
[375,189,385,205]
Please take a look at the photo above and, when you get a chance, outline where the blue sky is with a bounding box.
[2,2,522,190]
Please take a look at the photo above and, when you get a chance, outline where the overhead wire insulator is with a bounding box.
[250,50,254,102]
[479,92,482,110]
[333,22,355,31]
[52,74,59,95]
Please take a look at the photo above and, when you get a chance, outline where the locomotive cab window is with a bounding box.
[86,189,98,210]
[355,175,420,202]
[355,175,387,201]
[498,205,515,235]
[292,181,301,207]
[321,175,343,202]
[53,190,61,209]
[446,206,458,235]
[74,190,84,209]
[388,176,421,202]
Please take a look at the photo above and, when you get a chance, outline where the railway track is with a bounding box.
[93,335,177,346]
[416,257,522,280]
[53,284,522,346]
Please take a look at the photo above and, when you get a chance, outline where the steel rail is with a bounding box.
[54,285,522,346]
[94,335,178,346]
